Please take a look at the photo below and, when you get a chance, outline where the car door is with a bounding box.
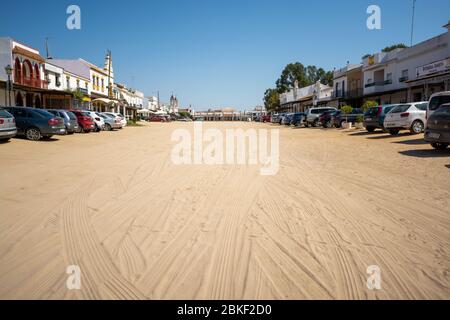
[10,109,28,134]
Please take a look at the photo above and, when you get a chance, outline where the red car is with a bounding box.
[70,110,95,133]
[261,115,271,123]
[145,115,169,122]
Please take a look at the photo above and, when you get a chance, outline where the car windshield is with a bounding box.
[66,112,77,120]
[389,105,411,113]
[81,112,91,116]
[429,95,450,111]
[33,109,53,118]
[0,109,13,118]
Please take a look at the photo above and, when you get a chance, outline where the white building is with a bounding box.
[363,21,450,104]
[279,80,333,112]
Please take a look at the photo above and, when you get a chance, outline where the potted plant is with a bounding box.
[355,115,364,129]
[340,105,353,129]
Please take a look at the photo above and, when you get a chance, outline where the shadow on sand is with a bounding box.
[392,138,427,145]
[399,149,450,158]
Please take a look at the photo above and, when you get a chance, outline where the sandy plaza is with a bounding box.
[0,122,448,300]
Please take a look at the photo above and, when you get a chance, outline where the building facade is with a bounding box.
[362,21,450,104]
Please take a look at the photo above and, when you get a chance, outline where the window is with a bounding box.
[367,78,372,84]
[386,73,392,82]
[55,75,61,87]
[101,79,104,91]
[402,70,408,78]
[66,76,70,89]
[85,82,88,89]
[390,105,411,113]
[76,79,80,88]
[416,103,428,111]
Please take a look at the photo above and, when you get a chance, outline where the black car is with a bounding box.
[291,112,306,127]
[333,108,364,128]
[4,107,66,141]
[320,110,341,128]
[424,103,450,150]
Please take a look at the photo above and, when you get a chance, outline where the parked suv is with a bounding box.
[427,91,450,121]
[46,109,80,134]
[71,110,95,133]
[363,104,398,132]
[4,107,66,141]
[383,102,428,135]
[305,107,337,127]
[424,103,450,150]
[0,108,17,141]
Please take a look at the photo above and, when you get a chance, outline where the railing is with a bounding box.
[346,88,363,98]
[14,77,48,89]
[399,76,409,82]
[365,81,386,88]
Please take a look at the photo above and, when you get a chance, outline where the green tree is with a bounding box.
[361,100,378,112]
[382,44,408,52]
[276,62,309,93]
[341,105,353,114]
[264,88,280,112]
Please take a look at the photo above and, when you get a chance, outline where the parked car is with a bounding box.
[46,109,80,134]
[4,107,66,141]
[333,109,364,128]
[97,113,122,131]
[320,110,341,128]
[271,113,280,124]
[383,102,428,135]
[424,103,450,150]
[103,112,127,128]
[291,112,306,127]
[282,113,295,125]
[70,110,95,133]
[427,91,450,121]
[0,108,17,141]
[84,111,105,132]
[305,107,337,127]
[260,114,271,123]
[363,104,398,132]
[274,113,286,124]
[145,115,169,122]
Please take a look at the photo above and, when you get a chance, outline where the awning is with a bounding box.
[91,98,119,105]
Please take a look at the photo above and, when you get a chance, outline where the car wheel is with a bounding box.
[25,127,42,141]
[313,119,319,127]
[105,123,112,131]
[410,120,424,134]
[431,143,449,150]
[389,129,400,135]
[366,127,376,133]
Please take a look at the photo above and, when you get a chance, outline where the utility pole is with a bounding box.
[157,91,160,110]
[410,0,417,47]
[107,50,112,99]
[45,37,52,59]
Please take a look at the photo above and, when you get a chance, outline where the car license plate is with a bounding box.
[0,131,15,136]
[428,132,441,139]
[365,117,372,121]
[385,122,395,127]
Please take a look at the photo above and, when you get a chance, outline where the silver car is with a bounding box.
[98,113,122,131]
[305,107,337,127]
[0,108,17,141]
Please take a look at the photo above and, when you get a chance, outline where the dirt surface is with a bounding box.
[0,122,449,300]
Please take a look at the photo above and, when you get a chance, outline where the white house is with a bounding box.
[279,80,333,112]
[363,21,450,104]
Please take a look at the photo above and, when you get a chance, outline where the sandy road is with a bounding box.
[0,122,449,300]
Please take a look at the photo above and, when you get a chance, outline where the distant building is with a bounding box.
[279,81,333,112]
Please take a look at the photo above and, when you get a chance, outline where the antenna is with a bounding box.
[45,37,52,59]
[410,0,417,46]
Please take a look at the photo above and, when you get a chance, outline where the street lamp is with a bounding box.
[4,65,13,106]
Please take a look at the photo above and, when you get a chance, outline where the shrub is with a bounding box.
[361,100,378,112]
[341,105,353,114]
[356,115,364,123]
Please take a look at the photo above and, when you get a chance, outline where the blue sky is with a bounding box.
[1,0,449,110]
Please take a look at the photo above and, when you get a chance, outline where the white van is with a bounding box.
[427,91,450,124]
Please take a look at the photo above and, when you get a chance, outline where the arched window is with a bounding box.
[14,58,22,83]
[22,59,33,80]
[34,64,40,80]
[16,92,24,106]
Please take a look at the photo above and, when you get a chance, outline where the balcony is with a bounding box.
[399,76,409,83]
[14,77,48,89]
[346,88,363,98]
